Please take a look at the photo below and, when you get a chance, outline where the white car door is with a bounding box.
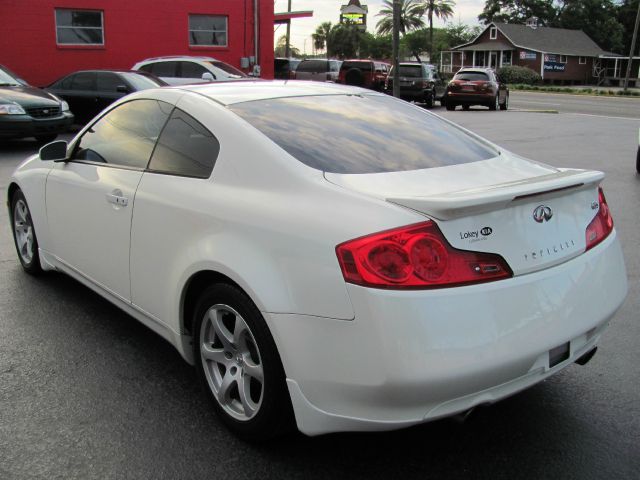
[46,99,172,301]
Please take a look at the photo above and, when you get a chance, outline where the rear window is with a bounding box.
[398,65,423,77]
[454,71,490,81]
[341,61,372,72]
[230,95,496,174]
[296,60,327,73]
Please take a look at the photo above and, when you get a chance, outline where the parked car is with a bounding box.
[9,81,627,441]
[444,67,509,111]
[337,60,390,91]
[293,59,341,82]
[385,62,445,108]
[274,58,301,80]
[0,64,73,143]
[132,56,249,85]
[46,70,167,125]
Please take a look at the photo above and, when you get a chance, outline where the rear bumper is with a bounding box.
[267,232,627,435]
[445,92,494,104]
[0,112,74,139]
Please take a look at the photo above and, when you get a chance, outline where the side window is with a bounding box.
[150,61,178,77]
[96,72,122,92]
[73,100,172,169]
[55,74,74,89]
[180,61,209,79]
[71,72,96,91]
[148,108,219,178]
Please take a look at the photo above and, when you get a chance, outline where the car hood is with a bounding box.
[0,85,60,107]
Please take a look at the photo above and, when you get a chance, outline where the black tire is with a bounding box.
[445,102,456,111]
[636,146,640,174]
[344,68,365,87]
[10,189,42,275]
[193,283,294,441]
[35,134,58,144]
[424,90,434,108]
[500,93,509,111]
[462,104,470,111]
[489,94,499,111]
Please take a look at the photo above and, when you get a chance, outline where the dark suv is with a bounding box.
[0,65,74,143]
[338,60,390,91]
[385,63,445,108]
[293,59,341,82]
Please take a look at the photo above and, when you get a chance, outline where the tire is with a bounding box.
[10,189,42,275]
[636,146,640,174]
[344,68,365,87]
[35,134,58,144]
[500,93,509,111]
[424,90,434,108]
[193,283,294,441]
[462,104,470,111]
[489,94,499,111]
[445,102,456,111]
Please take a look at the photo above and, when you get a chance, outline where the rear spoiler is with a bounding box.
[387,169,604,220]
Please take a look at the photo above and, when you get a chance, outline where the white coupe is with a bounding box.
[8,81,628,440]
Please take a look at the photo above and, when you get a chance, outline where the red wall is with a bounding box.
[0,0,274,86]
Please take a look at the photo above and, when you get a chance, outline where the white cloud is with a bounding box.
[273,0,486,53]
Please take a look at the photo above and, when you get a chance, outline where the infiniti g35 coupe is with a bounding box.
[8,81,627,441]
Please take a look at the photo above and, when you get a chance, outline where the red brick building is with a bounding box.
[0,0,276,86]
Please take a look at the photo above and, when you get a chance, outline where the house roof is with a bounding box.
[454,22,606,57]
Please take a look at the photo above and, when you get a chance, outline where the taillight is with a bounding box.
[585,187,614,251]
[336,221,512,289]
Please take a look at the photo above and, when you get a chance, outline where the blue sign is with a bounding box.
[520,51,537,60]
[544,62,566,72]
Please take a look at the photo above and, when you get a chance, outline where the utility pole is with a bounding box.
[624,0,640,92]
[285,0,292,58]
[392,0,401,98]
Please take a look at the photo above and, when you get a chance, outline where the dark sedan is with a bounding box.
[0,65,74,143]
[444,68,509,111]
[46,70,166,124]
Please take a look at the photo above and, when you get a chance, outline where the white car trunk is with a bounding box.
[325,153,604,276]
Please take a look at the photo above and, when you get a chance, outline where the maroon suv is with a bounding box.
[444,68,509,111]
[337,60,390,91]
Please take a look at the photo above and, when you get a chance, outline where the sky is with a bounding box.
[273,0,486,54]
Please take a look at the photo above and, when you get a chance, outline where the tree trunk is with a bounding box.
[429,12,434,64]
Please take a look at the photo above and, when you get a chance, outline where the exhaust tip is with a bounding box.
[575,346,598,366]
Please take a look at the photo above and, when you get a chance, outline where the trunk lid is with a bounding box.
[325,153,603,275]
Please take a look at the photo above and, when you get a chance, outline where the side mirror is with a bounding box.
[201,72,215,82]
[116,85,129,93]
[39,140,68,162]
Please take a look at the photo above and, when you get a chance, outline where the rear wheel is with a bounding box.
[193,283,293,441]
[462,104,470,111]
[500,93,509,111]
[424,89,434,108]
[489,94,499,111]
[445,102,456,111]
[10,189,42,274]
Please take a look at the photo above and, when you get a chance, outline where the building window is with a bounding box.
[559,55,568,63]
[189,15,228,47]
[55,9,104,45]
[579,56,587,64]
[490,27,497,40]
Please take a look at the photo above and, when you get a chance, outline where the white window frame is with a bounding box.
[55,9,104,46]
[490,27,497,40]
[188,14,228,47]
[559,55,568,63]
[579,56,587,64]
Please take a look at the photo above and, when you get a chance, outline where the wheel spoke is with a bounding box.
[201,344,228,365]
[238,375,258,417]
[242,357,263,383]
[233,317,247,346]
[218,371,236,404]
[210,309,233,348]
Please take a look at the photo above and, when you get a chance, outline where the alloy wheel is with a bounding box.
[13,199,34,264]
[199,304,264,421]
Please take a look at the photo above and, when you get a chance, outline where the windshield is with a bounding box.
[454,71,490,81]
[207,61,247,78]
[122,72,164,90]
[0,67,21,86]
[231,94,496,174]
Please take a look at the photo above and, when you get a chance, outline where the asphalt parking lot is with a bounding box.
[1,92,639,479]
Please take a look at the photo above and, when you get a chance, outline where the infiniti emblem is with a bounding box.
[533,205,553,223]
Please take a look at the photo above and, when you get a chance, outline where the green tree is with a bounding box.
[423,0,455,62]
[478,0,556,25]
[359,32,394,59]
[274,35,300,58]
[618,0,640,54]
[376,0,427,36]
[444,21,482,47]
[555,0,624,53]
[312,22,333,55]
[327,24,363,59]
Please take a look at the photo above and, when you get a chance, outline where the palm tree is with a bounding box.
[423,0,455,62]
[376,0,426,36]
[312,22,333,57]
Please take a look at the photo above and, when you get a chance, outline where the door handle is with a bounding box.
[106,189,128,207]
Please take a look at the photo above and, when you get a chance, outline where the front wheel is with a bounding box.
[424,89,434,108]
[500,93,509,111]
[193,283,293,441]
[445,102,456,111]
[10,189,42,274]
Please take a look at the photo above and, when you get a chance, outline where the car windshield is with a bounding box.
[454,71,490,81]
[231,94,496,174]
[0,67,21,86]
[341,61,372,71]
[207,61,247,78]
[122,72,164,90]
[398,65,422,78]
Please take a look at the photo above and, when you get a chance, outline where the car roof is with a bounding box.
[457,67,493,72]
[173,80,378,106]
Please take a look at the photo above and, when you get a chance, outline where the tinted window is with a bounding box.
[398,65,423,78]
[149,62,178,77]
[341,61,372,72]
[296,60,326,73]
[148,108,218,178]
[51,74,74,89]
[73,100,172,169]
[208,61,247,77]
[97,72,123,92]
[71,72,96,90]
[454,71,490,81]
[121,72,162,90]
[231,95,496,174]
[180,61,209,78]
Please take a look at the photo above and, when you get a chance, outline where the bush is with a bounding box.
[497,65,541,85]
